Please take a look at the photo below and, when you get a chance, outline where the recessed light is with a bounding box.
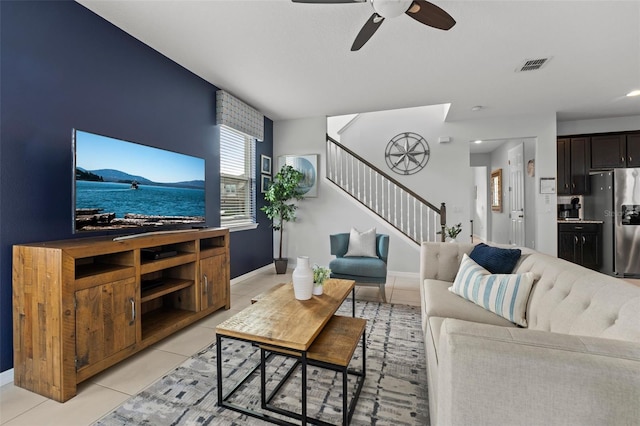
[474,140,482,144]
[471,106,483,111]
[627,90,640,97]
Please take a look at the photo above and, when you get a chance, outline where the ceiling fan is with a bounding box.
[292,0,456,51]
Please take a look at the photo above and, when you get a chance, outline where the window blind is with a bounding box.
[220,126,256,227]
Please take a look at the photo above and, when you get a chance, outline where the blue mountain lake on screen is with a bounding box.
[76,180,205,218]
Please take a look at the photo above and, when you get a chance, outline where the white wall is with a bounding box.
[472,165,488,241]
[557,115,640,135]
[272,116,419,274]
[273,108,558,273]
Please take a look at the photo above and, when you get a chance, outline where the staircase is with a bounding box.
[326,135,446,244]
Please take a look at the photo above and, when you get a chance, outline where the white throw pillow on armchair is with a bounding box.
[344,227,377,258]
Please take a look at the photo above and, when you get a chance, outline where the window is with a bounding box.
[220,126,256,227]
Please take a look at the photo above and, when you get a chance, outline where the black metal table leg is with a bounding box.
[352,288,356,317]
[216,333,223,406]
[302,351,307,425]
[261,348,267,409]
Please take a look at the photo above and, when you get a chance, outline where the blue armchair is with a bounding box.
[329,233,389,303]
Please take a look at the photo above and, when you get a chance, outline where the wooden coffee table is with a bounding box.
[215,278,362,425]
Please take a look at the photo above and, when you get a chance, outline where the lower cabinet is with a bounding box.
[12,228,230,402]
[200,254,227,311]
[75,278,137,371]
[558,223,602,270]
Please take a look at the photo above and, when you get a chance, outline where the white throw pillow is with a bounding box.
[344,227,377,258]
[450,254,536,327]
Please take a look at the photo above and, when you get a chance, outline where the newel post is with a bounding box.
[440,202,447,242]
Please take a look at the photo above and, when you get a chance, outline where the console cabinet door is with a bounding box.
[75,277,137,371]
[200,254,227,311]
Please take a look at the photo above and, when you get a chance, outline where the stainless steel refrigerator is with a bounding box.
[585,169,640,277]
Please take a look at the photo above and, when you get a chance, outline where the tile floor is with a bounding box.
[0,270,419,426]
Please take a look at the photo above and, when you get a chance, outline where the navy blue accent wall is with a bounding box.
[230,119,276,278]
[0,0,273,373]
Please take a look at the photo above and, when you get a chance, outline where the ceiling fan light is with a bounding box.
[371,0,413,19]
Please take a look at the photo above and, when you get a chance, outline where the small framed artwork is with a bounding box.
[540,177,556,194]
[261,175,271,193]
[278,154,318,197]
[527,159,535,177]
[490,169,502,212]
[260,155,272,175]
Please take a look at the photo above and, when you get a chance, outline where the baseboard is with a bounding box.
[388,270,419,279]
[231,264,274,286]
[0,368,13,387]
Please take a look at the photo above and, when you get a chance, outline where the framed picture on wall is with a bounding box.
[278,154,318,197]
[261,175,271,193]
[491,169,502,212]
[260,155,272,175]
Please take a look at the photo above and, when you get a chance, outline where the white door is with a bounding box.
[508,144,525,246]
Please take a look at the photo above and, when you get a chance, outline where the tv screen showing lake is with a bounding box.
[76,181,205,218]
[73,130,206,231]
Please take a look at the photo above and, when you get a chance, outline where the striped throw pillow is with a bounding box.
[450,254,536,327]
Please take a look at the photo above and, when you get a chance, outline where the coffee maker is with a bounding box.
[558,197,581,220]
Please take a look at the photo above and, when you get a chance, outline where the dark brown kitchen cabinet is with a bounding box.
[589,132,640,169]
[557,137,590,195]
[591,134,626,169]
[557,139,571,195]
[628,134,640,167]
[558,223,601,270]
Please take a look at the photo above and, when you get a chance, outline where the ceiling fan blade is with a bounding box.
[351,13,385,51]
[292,0,365,3]
[405,0,456,30]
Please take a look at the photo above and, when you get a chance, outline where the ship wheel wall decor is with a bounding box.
[384,132,430,175]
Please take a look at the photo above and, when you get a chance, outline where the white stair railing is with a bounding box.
[326,135,446,244]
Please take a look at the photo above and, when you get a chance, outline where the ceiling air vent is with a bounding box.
[516,57,551,72]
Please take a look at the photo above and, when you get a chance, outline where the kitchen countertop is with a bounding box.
[557,219,604,224]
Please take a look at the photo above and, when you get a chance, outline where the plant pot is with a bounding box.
[313,283,323,296]
[274,258,288,274]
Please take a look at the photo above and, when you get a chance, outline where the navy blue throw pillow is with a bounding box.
[469,243,521,274]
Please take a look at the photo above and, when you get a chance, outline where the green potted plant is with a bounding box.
[261,164,305,274]
[312,264,331,295]
[444,223,462,242]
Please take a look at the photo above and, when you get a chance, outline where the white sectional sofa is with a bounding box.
[419,242,640,426]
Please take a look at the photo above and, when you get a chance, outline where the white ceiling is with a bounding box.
[77,0,640,123]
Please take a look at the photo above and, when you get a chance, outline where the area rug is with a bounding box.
[94,301,428,425]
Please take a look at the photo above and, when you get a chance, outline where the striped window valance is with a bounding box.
[216,90,264,141]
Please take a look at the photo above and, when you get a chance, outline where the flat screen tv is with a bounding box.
[73,129,206,233]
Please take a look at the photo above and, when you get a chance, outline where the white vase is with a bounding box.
[292,256,313,300]
[313,283,323,296]
[449,238,457,243]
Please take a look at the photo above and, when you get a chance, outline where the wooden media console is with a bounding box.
[12,228,230,402]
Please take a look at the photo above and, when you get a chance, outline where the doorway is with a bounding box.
[470,138,536,248]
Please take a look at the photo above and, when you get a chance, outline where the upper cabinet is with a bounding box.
[627,134,640,167]
[591,134,626,169]
[590,132,640,169]
[559,131,640,195]
[557,137,590,195]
